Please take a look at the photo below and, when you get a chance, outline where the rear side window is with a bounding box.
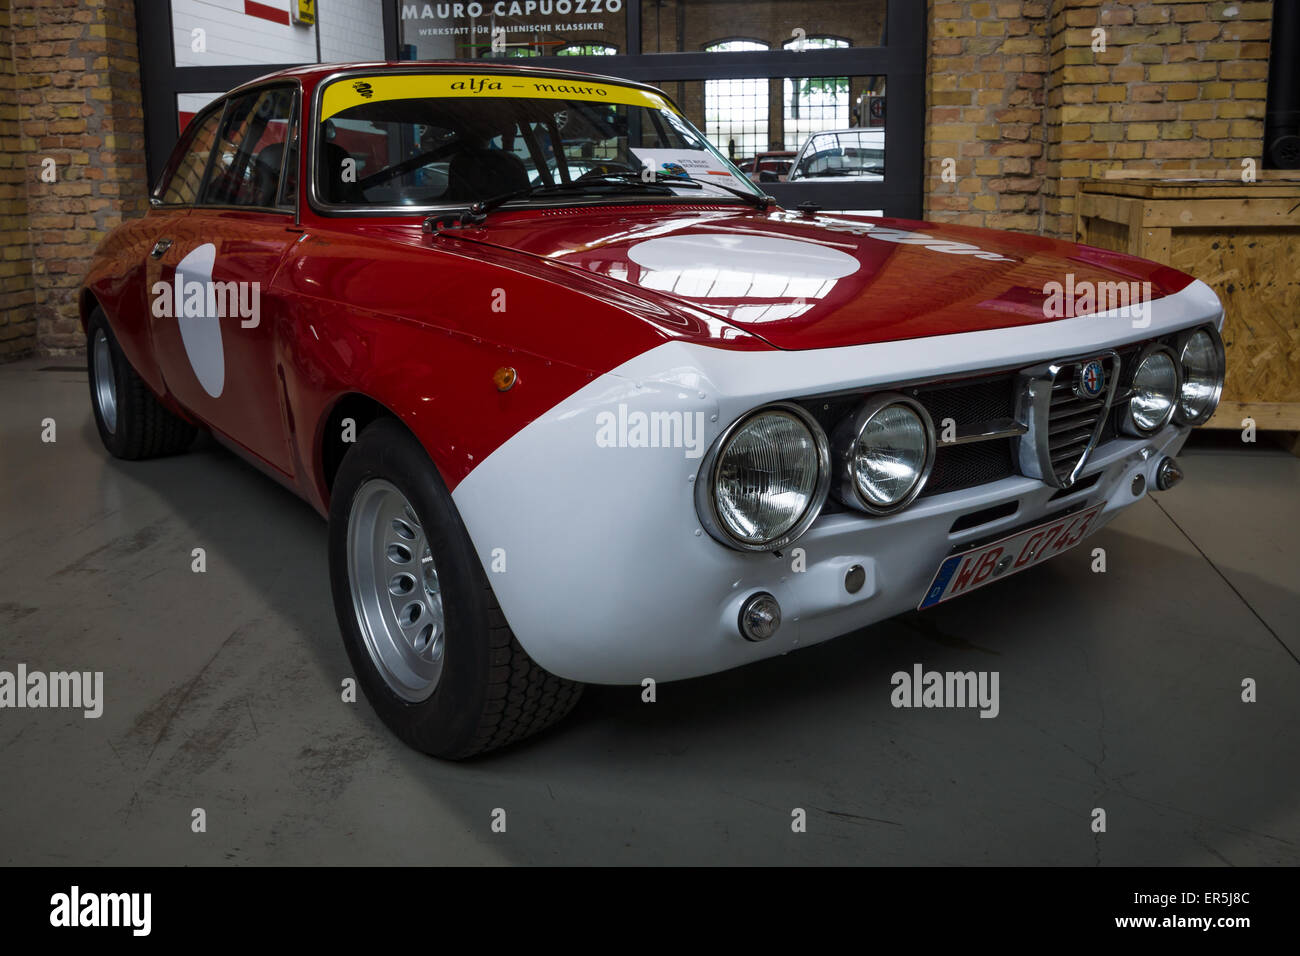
[156,110,221,205]
[200,86,296,209]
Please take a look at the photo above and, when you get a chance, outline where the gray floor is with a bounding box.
[1,356,1297,866]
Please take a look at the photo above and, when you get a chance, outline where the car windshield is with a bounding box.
[790,131,886,180]
[316,72,762,209]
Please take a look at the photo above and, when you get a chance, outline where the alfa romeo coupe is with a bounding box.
[80,62,1225,757]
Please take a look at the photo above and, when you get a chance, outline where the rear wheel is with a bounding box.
[86,308,196,459]
[328,418,582,758]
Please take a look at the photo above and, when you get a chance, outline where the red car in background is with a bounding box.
[80,62,1225,758]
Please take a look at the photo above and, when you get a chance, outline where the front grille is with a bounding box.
[917,375,1014,428]
[792,332,1187,518]
[924,438,1016,497]
[914,375,1017,498]
[1044,355,1118,483]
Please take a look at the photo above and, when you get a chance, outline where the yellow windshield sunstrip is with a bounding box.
[320,73,677,121]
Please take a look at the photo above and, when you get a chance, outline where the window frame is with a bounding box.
[702,39,772,53]
[305,65,759,219]
[783,77,855,152]
[194,81,302,218]
[779,35,852,51]
[150,100,225,208]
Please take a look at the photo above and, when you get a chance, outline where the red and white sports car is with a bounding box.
[81,62,1225,758]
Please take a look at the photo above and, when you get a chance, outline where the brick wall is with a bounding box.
[2,0,148,358]
[0,0,36,360]
[927,0,1051,233]
[926,0,1274,238]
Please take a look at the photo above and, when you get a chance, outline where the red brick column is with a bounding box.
[926,0,1274,238]
[1044,0,1272,238]
[5,0,148,357]
[0,0,37,359]
[926,1,1052,233]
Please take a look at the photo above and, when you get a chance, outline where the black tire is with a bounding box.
[86,308,197,460]
[328,417,582,759]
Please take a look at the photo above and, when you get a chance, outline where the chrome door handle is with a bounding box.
[150,238,173,258]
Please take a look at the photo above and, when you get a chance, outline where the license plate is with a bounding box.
[917,504,1104,610]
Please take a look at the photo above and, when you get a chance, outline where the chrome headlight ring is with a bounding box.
[1172,323,1226,426]
[831,393,936,515]
[1121,342,1182,437]
[694,402,832,553]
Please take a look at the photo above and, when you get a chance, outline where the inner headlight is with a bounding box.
[1175,327,1224,425]
[833,395,935,514]
[698,404,829,551]
[1125,346,1180,435]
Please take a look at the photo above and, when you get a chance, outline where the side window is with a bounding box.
[199,86,295,209]
[157,110,221,205]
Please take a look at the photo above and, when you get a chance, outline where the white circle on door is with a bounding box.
[173,242,225,398]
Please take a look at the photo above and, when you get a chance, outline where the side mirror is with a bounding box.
[758,170,778,183]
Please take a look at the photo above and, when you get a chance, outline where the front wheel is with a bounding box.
[328,418,582,758]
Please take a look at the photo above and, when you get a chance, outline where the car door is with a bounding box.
[133,106,222,399]
[149,84,300,476]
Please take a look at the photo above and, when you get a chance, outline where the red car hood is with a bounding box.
[456,206,1197,350]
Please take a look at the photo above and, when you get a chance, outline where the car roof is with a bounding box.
[806,128,885,137]
[228,60,670,99]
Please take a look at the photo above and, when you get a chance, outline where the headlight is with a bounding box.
[696,403,830,551]
[1123,345,1180,435]
[1175,326,1225,425]
[833,394,935,514]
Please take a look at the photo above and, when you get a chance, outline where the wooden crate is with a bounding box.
[1074,176,1300,431]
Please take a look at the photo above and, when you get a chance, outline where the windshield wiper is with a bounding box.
[596,170,776,211]
[424,178,676,230]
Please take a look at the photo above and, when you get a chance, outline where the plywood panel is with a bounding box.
[1206,402,1300,431]
[1079,216,1129,254]
[1169,229,1300,404]
[1077,179,1300,424]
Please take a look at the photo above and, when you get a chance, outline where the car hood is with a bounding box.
[459,206,1197,350]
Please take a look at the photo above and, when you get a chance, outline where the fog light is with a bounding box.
[1156,457,1183,491]
[739,592,781,642]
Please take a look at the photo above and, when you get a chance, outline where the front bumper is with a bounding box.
[451,281,1220,684]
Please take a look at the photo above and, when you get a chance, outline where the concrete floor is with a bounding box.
[1,356,1297,866]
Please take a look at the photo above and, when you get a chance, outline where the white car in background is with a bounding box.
[788,128,886,181]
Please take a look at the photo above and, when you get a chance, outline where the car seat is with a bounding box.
[321,141,366,204]
[446,146,530,202]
